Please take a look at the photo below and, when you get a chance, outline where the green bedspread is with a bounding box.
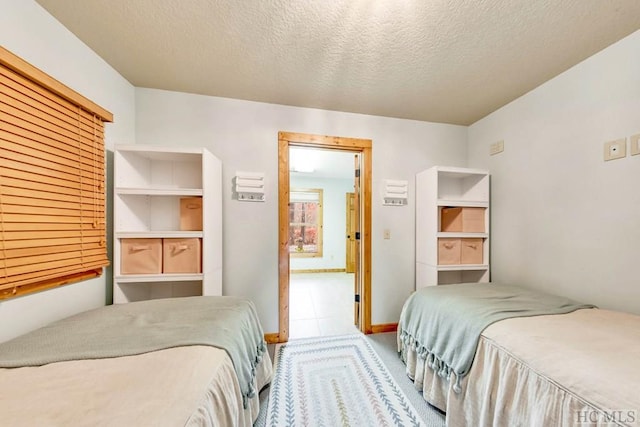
[0,296,267,407]
[398,282,595,393]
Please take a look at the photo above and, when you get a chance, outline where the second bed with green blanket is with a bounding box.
[397,283,595,393]
[394,282,640,427]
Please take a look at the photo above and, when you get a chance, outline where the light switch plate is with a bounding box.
[630,134,640,156]
[490,140,504,156]
[604,138,626,161]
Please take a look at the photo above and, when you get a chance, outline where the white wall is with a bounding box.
[0,0,136,342]
[289,176,354,271]
[135,88,468,331]
[468,30,640,315]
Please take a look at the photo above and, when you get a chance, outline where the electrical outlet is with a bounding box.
[383,229,391,240]
[604,138,626,161]
[489,140,504,156]
[630,134,640,156]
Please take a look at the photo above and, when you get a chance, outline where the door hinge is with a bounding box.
[355,294,360,303]
[355,169,360,178]
[355,232,360,240]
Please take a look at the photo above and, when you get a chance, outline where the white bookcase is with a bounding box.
[416,166,490,288]
[113,145,222,303]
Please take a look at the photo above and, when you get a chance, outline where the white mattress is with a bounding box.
[402,308,640,426]
[0,345,273,427]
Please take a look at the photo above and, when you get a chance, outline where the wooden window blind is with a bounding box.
[0,46,113,300]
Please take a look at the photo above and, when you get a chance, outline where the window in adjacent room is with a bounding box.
[0,46,112,299]
[288,189,323,257]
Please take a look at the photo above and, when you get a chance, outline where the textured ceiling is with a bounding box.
[36,0,640,125]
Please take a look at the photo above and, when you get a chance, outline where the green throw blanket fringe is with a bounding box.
[0,296,267,408]
[398,283,596,393]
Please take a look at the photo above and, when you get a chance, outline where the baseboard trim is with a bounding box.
[264,333,280,344]
[267,324,396,342]
[371,323,398,334]
[290,268,347,274]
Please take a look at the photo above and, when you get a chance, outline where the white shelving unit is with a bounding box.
[416,166,490,288]
[113,145,222,303]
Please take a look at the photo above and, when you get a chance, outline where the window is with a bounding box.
[289,189,323,257]
[0,46,112,299]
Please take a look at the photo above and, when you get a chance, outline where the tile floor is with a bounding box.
[289,272,360,339]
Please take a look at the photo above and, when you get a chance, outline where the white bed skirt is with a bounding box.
[186,346,273,426]
[399,332,451,413]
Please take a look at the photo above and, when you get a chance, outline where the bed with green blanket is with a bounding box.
[396,283,640,426]
[0,296,273,427]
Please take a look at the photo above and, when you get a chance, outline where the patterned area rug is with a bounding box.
[265,334,425,426]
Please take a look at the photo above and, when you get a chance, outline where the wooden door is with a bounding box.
[345,193,356,273]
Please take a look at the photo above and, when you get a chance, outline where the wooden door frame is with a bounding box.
[278,131,372,342]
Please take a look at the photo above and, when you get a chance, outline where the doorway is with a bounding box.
[288,149,356,339]
[278,132,372,343]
